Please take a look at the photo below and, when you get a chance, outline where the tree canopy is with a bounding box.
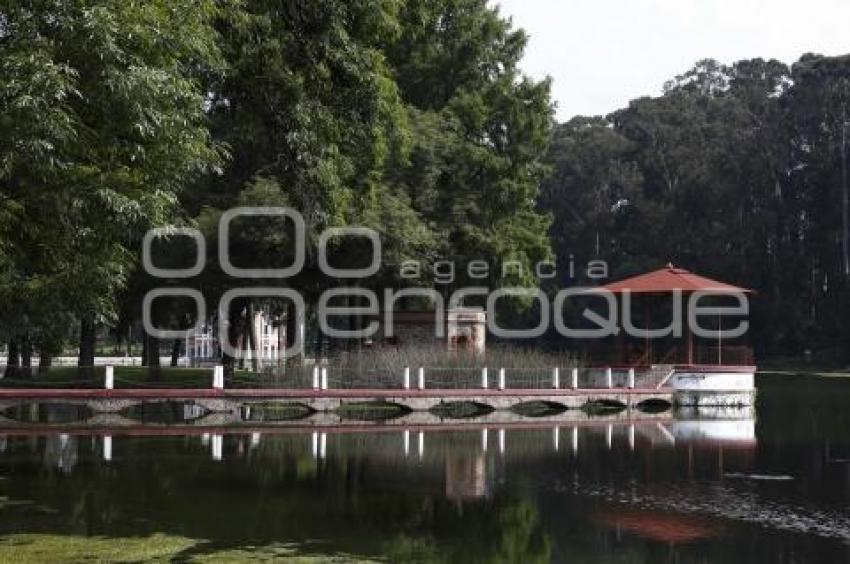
[541,55,850,360]
[0,0,224,372]
[4,1,850,368]
[0,0,555,370]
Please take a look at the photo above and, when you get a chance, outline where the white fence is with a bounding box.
[0,356,191,368]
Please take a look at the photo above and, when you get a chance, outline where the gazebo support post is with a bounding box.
[616,297,626,364]
[644,299,652,365]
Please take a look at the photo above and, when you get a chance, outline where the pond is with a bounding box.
[0,374,848,562]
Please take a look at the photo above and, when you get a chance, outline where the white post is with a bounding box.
[571,426,578,455]
[606,367,613,389]
[481,428,488,452]
[498,368,506,390]
[417,367,425,390]
[104,365,114,390]
[213,365,224,389]
[481,367,489,389]
[312,365,320,390]
[403,429,410,457]
[628,424,635,452]
[606,423,613,450]
[498,428,506,455]
[212,434,223,461]
[403,367,410,390]
[553,427,559,452]
[571,367,579,389]
[103,435,112,462]
[628,368,635,389]
[552,367,560,389]
[417,431,425,459]
[321,367,328,390]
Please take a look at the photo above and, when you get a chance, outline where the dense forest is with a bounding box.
[1,1,849,371]
[542,55,850,360]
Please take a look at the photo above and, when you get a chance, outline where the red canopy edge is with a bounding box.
[591,264,753,294]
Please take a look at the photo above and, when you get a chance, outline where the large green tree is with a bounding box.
[0,0,224,374]
[386,0,554,292]
[182,0,555,374]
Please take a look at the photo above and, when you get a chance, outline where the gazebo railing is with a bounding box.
[693,345,755,366]
[655,345,755,366]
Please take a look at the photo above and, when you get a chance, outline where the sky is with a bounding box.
[496,0,850,121]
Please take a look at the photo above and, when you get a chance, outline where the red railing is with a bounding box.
[693,345,755,366]
[587,345,755,367]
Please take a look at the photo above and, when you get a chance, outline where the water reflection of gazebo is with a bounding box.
[445,453,488,500]
[591,507,721,544]
[592,264,754,367]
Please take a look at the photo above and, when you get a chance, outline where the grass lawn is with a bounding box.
[0,533,379,563]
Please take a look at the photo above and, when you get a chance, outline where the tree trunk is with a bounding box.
[39,351,53,374]
[237,306,249,370]
[285,306,298,361]
[222,352,235,383]
[841,109,849,280]
[145,333,161,381]
[237,332,246,370]
[221,299,246,384]
[278,312,287,373]
[286,303,307,366]
[4,339,20,379]
[247,303,261,373]
[170,340,182,367]
[21,336,32,378]
[78,316,96,378]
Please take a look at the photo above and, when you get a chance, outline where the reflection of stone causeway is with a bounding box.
[0,417,680,469]
[0,402,672,431]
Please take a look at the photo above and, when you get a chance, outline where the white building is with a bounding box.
[185,310,286,366]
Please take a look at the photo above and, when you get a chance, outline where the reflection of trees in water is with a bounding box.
[4,403,91,424]
[43,435,77,474]
[1,433,555,560]
[385,494,551,563]
[3,386,850,562]
[445,453,488,500]
[0,423,780,561]
[757,377,850,488]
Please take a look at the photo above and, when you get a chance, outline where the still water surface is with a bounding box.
[0,375,849,562]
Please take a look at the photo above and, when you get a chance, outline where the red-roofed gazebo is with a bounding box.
[598,264,752,296]
[594,264,753,366]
